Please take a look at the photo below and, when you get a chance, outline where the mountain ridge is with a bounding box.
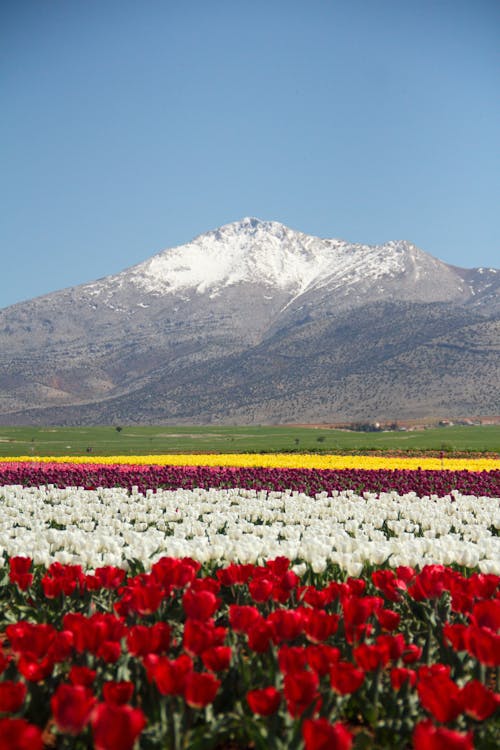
[1,218,498,424]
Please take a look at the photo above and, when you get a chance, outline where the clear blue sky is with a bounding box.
[2,0,499,307]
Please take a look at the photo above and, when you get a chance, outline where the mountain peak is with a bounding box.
[111,219,470,305]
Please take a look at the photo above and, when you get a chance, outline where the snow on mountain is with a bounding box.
[114,217,412,297]
[76,217,484,312]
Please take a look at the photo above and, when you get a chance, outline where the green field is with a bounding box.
[0,424,498,456]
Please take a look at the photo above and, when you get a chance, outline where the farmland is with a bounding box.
[0,423,499,457]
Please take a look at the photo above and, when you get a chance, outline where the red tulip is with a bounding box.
[443,623,468,652]
[8,557,33,591]
[417,668,462,723]
[464,625,500,666]
[0,718,43,750]
[330,662,365,694]
[470,599,500,631]
[460,679,500,720]
[247,686,281,716]
[303,609,339,643]
[69,666,97,687]
[353,642,390,671]
[246,618,274,653]
[217,562,255,586]
[183,589,220,620]
[284,670,319,717]
[371,569,406,601]
[390,667,417,691]
[201,645,232,672]
[184,672,220,708]
[413,720,473,750]
[94,566,126,589]
[248,578,274,602]
[278,645,309,674]
[102,681,134,706]
[303,718,353,750]
[268,609,304,643]
[183,619,226,656]
[306,644,341,676]
[229,604,260,632]
[51,684,95,735]
[153,654,193,696]
[377,608,401,631]
[408,565,446,601]
[91,703,146,750]
[126,622,171,656]
[0,681,27,713]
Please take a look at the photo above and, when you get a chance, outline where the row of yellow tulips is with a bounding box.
[0,453,498,471]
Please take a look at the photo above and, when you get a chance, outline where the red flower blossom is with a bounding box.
[402,643,423,664]
[278,645,309,674]
[371,569,407,602]
[305,645,340,676]
[69,666,97,687]
[184,672,220,708]
[443,623,468,652]
[413,720,473,750]
[0,718,43,750]
[51,684,95,735]
[102,681,134,706]
[469,599,500,632]
[353,642,391,671]
[41,562,85,598]
[95,566,126,589]
[268,609,304,643]
[96,640,122,663]
[17,655,54,682]
[153,655,193,696]
[246,618,274,653]
[125,622,170,657]
[377,608,401,631]
[342,595,382,643]
[460,679,500,720]
[248,578,274,602]
[63,613,125,655]
[390,667,417,691]
[417,667,462,723]
[216,562,255,586]
[464,625,500,666]
[91,703,146,750]
[228,605,260,633]
[330,661,365,694]
[201,645,232,672]
[303,609,339,643]
[183,589,220,620]
[284,670,319,717]
[9,557,33,591]
[246,687,281,716]
[0,681,27,713]
[303,718,353,750]
[183,619,226,656]
[126,582,165,616]
[408,565,446,601]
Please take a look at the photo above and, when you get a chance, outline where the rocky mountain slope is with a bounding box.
[1,218,498,424]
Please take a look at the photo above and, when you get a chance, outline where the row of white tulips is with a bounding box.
[0,485,498,574]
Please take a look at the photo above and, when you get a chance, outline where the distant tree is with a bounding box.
[115,426,123,433]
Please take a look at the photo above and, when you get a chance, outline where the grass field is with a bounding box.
[0,424,499,456]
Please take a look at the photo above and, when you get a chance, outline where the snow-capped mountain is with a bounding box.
[81,217,489,306]
[0,219,498,424]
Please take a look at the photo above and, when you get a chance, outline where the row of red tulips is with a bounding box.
[1,554,499,749]
[1,462,499,497]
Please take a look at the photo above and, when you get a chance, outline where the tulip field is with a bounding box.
[0,453,498,749]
